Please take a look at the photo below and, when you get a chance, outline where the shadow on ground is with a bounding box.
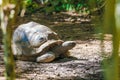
[0,12,108,80]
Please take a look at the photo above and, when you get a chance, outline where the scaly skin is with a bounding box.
[36,41,76,62]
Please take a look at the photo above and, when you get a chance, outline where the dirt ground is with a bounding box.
[0,11,112,80]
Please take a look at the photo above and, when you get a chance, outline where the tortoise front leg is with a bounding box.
[36,51,55,62]
[59,51,70,58]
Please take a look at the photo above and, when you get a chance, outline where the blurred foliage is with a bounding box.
[24,0,105,14]
[102,0,120,80]
[24,0,40,13]
[0,0,21,80]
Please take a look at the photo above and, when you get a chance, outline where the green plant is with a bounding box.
[102,0,120,80]
[24,0,40,13]
[43,0,90,13]
[24,0,104,14]
[0,0,21,80]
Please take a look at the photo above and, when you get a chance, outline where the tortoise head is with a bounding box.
[62,41,76,50]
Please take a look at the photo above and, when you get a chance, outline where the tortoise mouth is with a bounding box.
[68,42,76,47]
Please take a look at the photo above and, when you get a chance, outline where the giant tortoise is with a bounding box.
[12,21,76,62]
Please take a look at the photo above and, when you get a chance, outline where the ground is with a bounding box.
[0,11,112,80]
